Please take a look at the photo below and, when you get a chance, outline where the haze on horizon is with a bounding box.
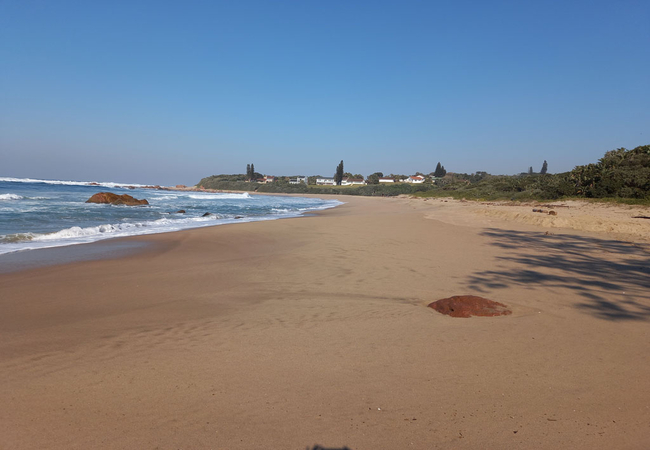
[1,1,648,186]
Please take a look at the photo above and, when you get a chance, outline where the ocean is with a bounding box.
[0,177,341,255]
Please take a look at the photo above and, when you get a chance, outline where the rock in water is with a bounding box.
[86,192,149,206]
[428,295,511,318]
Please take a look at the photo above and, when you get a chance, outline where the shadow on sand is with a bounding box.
[467,229,650,321]
[307,446,352,450]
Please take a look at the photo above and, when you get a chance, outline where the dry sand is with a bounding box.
[410,197,650,243]
[1,195,649,449]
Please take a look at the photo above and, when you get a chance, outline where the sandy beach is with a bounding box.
[1,195,649,449]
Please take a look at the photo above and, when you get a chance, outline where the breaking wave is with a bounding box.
[0,177,343,256]
[0,193,23,200]
[188,192,251,200]
[0,177,150,189]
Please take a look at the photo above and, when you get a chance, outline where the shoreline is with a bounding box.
[2,191,647,274]
[1,195,649,449]
[0,238,154,274]
[0,190,344,269]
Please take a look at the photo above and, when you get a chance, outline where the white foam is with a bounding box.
[0,194,50,201]
[0,214,233,255]
[188,192,251,200]
[151,194,181,199]
[0,177,151,189]
[0,195,343,255]
[0,193,23,200]
[32,216,212,242]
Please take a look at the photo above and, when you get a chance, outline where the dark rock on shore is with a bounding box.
[202,212,212,217]
[86,192,149,206]
[175,210,186,214]
[428,295,511,318]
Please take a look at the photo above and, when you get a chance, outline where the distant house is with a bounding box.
[378,177,395,183]
[341,177,365,186]
[263,176,276,183]
[316,177,336,185]
[406,175,425,184]
[289,176,307,184]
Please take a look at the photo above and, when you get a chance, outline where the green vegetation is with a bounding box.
[334,160,344,185]
[196,175,431,196]
[569,146,650,199]
[433,162,447,178]
[366,172,383,185]
[201,174,249,183]
[415,145,650,203]
[196,146,649,202]
[412,173,576,201]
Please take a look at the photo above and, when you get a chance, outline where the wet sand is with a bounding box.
[0,239,152,274]
[1,195,649,449]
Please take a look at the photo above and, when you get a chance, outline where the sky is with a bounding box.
[1,0,649,185]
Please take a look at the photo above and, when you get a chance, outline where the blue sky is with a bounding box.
[1,0,648,185]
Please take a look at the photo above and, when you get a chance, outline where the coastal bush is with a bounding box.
[415,146,649,202]
[196,145,649,203]
[199,174,249,184]
[568,146,650,199]
[196,176,431,196]
[196,178,310,193]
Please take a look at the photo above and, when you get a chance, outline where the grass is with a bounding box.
[582,197,650,207]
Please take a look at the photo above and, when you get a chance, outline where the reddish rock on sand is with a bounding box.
[428,295,511,318]
[86,192,149,206]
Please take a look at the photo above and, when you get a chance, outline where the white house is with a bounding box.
[406,175,425,184]
[378,177,395,183]
[341,177,365,186]
[262,176,276,183]
[316,177,336,185]
[289,176,307,184]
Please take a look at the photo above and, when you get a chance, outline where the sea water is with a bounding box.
[0,177,341,255]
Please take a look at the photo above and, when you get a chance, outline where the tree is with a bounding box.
[246,164,251,180]
[251,163,255,180]
[433,162,447,177]
[367,172,383,184]
[540,160,548,174]
[568,145,650,198]
[334,160,344,185]
[528,166,534,175]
